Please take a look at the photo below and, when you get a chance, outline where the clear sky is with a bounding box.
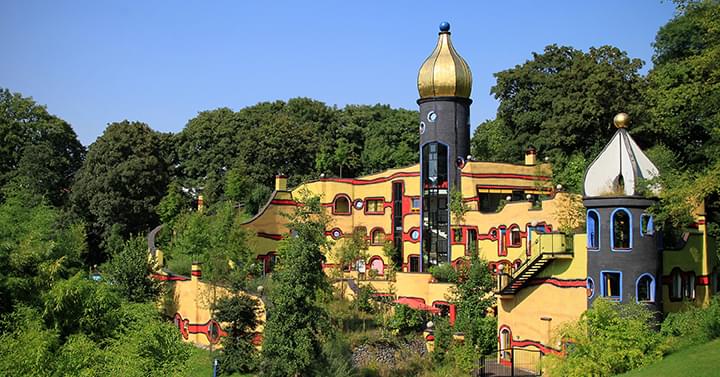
[1,1,677,146]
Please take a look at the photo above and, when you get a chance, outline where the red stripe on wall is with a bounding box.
[512,339,562,355]
[319,171,419,185]
[462,173,551,181]
[526,278,587,288]
[151,274,190,281]
[270,199,298,206]
[257,232,283,240]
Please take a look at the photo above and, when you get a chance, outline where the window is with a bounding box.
[510,226,521,247]
[601,271,622,301]
[479,192,505,213]
[641,214,654,236]
[370,257,384,275]
[371,228,385,245]
[587,210,600,250]
[686,272,696,300]
[467,229,478,256]
[611,208,632,250]
[587,277,595,299]
[409,255,420,272]
[670,268,683,300]
[500,328,512,358]
[411,197,421,210]
[433,301,451,317]
[453,228,463,243]
[636,273,655,303]
[366,199,384,214]
[334,196,351,214]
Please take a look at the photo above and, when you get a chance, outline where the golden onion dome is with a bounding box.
[417,22,472,99]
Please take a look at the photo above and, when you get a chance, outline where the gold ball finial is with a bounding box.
[613,113,630,128]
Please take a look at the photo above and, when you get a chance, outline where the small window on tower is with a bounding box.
[601,271,622,301]
[411,197,421,210]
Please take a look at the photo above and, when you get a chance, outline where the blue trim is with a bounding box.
[610,208,633,252]
[600,270,623,301]
[635,273,656,303]
[640,214,654,237]
[587,277,595,300]
[587,209,600,251]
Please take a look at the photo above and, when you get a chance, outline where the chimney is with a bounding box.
[197,195,205,212]
[191,261,202,282]
[275,174,288,191]
[525,146,537,166]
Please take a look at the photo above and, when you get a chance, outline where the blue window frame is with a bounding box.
[600,270,622,301]
[586,277,595,299]
[640,214,654,236]
[587,210,600,250]
[611,208,632,252]
[635,273,655,303]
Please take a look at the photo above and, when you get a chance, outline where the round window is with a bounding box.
[354,199,363,210]
[410,229,420,240]
[427,111,438,122]
[419,122,426,134]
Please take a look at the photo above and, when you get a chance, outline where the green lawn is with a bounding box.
[618,338,720,377]
[185,346,253,377]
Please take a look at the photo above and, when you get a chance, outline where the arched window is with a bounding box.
[334,195,351,214]
[510,226,521,247]
[587,210,600,250]
[587,277,595,299]
[500,327,512,359]
[640,214,654,236]
[685,272,696,300]
[611,208,632,251]
[636,273,655,303]
[371,228,385,245]
[369,257,384,276]
[670,268,683,300]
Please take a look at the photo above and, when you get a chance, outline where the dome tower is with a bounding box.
[417,22,472,270]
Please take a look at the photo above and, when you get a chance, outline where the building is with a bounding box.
[158,23,719,365]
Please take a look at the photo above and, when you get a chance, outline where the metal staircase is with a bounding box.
[496,233,573,297]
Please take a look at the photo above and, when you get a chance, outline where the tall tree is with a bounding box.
[71,121,169,261]
[474,45,646,191]
[0,88,85,206]
[260,193,333,377]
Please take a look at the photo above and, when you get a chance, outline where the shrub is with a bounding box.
[387,305,428,335]
[428,263,457,283]
[661,295,720,351]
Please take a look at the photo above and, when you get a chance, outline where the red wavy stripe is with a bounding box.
[462,173,551,181]
[512,339,562,355]
[270,199,298,206]
[151,274,189,281]
[527,278,586,288]
[319,171,419,185]
[257,232,283,240]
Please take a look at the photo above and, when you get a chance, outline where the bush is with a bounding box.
[661,295,720,351]
[428,263,457,283]
[543,299,663,377]
[387,305,428,335]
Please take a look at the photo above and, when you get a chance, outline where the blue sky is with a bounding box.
[1,1,676,146]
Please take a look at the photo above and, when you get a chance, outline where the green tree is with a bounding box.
[544,299,663,377]
[156,181,192,227]
[451,255,496,353]
[0,185,85,314]
[71,121,170,261]
[212,294,263,374]
[476,44,646,191]
[104,235,161,303]
[260,192,333,377]
[0,88,85,206]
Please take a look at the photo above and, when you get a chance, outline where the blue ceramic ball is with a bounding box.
[439,22,450,32]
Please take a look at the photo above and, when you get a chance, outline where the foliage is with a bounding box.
[0,88,85,206]
[0,186,85,314]
[260,192,334,377]
[428,263,458,283]
[354,284,377,314]
[156,181,192,227]
[449,188,469,225]
[333,229,369,274]
[382,241,401,275]
[317,335,357,377]
[104,234,161,303]
[474,44,646,192]
[387,304,428,335]
[431,317,452,364]
[660,295,720,351]
[551,152,587,194]
[71,120,170,262]
[553,193,586,234]
[450,255,496,353]
[616,337,720,377]
[212,294,263,374]
[544,299,664,377]
[165,202,257,286]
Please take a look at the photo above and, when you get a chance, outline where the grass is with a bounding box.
[618,338,720,377]
[185,346,253,377]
